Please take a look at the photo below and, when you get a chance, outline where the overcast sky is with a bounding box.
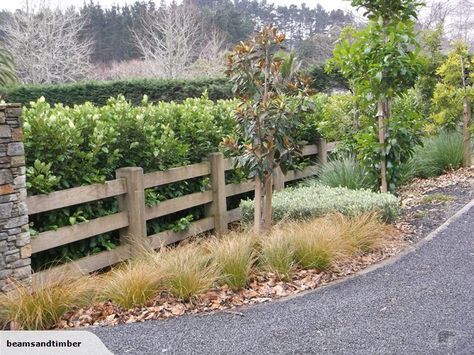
[0,0,353,12]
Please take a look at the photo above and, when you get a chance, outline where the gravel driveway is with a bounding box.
[91,200,474,355]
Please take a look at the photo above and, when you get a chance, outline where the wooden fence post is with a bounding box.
[116,167,147,245]
[207,153,228,234]
[273,166,285,192]
[316,137,328,165]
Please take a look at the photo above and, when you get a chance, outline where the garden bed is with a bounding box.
[3,168,473,330]
[397,167,474,244]
[59,168,473,329]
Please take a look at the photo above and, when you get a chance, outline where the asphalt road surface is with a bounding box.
[92,200,474,355]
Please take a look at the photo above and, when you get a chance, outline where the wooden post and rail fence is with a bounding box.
[0,104,337,290]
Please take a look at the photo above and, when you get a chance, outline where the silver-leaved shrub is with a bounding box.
[240,181,399,223]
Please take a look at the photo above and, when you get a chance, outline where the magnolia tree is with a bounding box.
[224,26,312,232]
[433,42,473,166]
[330,0,422,192]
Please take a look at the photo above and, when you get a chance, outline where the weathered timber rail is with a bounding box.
[27,140,337,284]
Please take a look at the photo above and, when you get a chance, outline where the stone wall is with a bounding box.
[0,104,30,292]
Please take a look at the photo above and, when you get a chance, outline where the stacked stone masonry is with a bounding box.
[0,104,30,293]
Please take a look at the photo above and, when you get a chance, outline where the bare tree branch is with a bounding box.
[0,1,93,84]
[132,4,202,79]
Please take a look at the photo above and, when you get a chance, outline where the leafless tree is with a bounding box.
[132,4,202,79]
[187,28,227,78]
[448,0,474,45]
[0,1,93,84]
[419,1,452,31]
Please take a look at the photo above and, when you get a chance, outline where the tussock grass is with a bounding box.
[411,131,464,178]
[100,260,163,309]
[318,156,375,190]
[160,244,217,301]
[207,232,257,290]
[288,218,343,270]
[0,271,96,330]
[335,213,386,254]
[259,230,295,281]
[0,214,391,328]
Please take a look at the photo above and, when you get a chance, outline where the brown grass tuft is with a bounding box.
[207,232,257,290]
[259,229,295,281]
[0,271,96,330]
[160,244,217,301]
[100,259,164,309]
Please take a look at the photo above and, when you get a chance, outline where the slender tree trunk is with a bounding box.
[263,173,273,231]
[463,96,472,167]
[377,100,388,193]
[254,176,262,234]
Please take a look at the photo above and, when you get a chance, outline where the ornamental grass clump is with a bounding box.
[259,230,296,281]
[160,244,217,301]
[0,271,96,330]
[411,131,464,178]
[100,260,163,309]
[207,232,257,290]
[317,156,375,190]
[333,213,387,255]
[287,217,344,270]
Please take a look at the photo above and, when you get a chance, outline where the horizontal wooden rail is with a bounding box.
[149,217,215,249]
[26,179,127,215]
[223,158,235,171]
[143,162,210,188]
[302,144,318,156]
[327,141,337,151]
[31,212,129,254]
[227,208,242,223]
[28,142,338,282]
[32,244,131,286]
[145,190,213,221]
[225,181,254,197]
[284,165,318,182]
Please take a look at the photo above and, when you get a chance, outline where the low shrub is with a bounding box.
[161,245,217,301]
[100,260,163,309]
[207,233,256,290]
[410,131,465,178]
[317,156,375,190]
[0,272,96,330]
[241,183,400,224]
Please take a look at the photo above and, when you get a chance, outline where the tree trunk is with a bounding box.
[463,96,472,167]
[377,100,388,193]
[263,173,273,231]
[254,176,262,234]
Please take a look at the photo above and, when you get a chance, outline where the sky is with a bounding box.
[0,0,353,12]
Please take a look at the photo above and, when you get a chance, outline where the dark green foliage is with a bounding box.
[24,95,236,270]
[306,64,349,93]
[1,78,233,106]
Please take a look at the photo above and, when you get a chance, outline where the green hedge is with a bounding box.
[24,95,321,270]
[241,182,400,223]
[1,77,233,106]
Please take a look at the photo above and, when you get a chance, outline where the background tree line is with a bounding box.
[0,0,352,85]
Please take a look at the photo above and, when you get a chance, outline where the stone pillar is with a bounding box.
[0,104,30,293]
